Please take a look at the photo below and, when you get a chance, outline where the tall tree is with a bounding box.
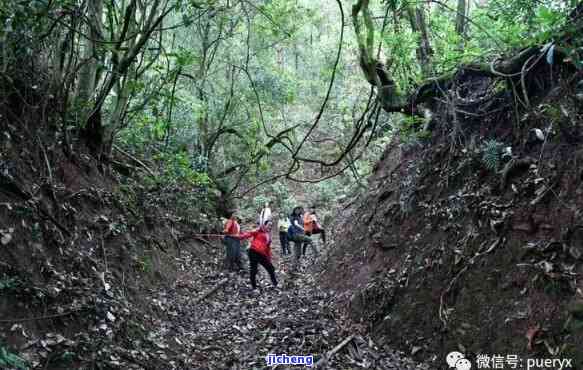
[406,1,432,75]
[75,0,103,123]
[455,0,469,48]
[83,0,178,157]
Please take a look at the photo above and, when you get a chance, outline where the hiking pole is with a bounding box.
[186,233,225,238]
[178,233,226,245]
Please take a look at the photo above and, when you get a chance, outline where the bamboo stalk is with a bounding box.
[315,334,355,368]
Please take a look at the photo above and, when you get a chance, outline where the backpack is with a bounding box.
[287,224,294,238]
[287,214,303,237]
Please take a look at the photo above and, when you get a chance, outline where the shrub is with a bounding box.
[481,139,503,171]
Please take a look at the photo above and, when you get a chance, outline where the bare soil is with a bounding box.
[320,69,583,368]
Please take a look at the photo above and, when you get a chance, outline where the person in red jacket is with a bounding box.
[237,220,278,291]
[223,211,242,271]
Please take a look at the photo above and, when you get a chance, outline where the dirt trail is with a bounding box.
[139,233,430,369]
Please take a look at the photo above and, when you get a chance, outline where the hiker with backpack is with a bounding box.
[222,211,243,271]
[236,220,278,292]
[288,207,317,269]
[303,207,326,255]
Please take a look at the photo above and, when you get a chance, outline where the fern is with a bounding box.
[0,277,19,290]
[0,346,28,370]
[481,139,503,171]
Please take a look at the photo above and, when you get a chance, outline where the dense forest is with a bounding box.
[1,0,583,369]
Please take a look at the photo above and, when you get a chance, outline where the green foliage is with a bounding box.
[269,182,297,213]
[481,139,503,171]
[255,69,299,104]
[171,47,197,67]
[31,223,42,242]
[542,104,564,123]
[313,178,344,205]
[0,276,20,291]
[484,0,569,45]
[58,351,75,363]
[240,182,298,221]
[137,254,153,273]
[256,0,312,38]
[153,151,210,187]
[0,345,28,370]
[0,1,47,43]
[109,220,128,236]
[533,6,568,42]
[279,195,297,216]
[5,0,579,222]
[469,7,530,49]
[430,15,484,74]
[252,194,271,213]
[382,27,420,91]
[379,0,574,91]
[394,115,428,143]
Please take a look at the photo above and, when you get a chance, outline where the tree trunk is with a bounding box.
[110,73,133,137]
[276,47,284,68]
[416,5,432,75]
[77,0,105,157]
[75,0,103,122]
[455,0,468,49]
[407,2,432,76]
[294,44,299,72]
[109,13,138,145]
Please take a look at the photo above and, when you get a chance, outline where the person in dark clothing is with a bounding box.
[237,221,278,291]
[288,207,316,270]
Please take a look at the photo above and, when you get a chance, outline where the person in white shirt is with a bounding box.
[258,201,272,226]
[277,214,291,255]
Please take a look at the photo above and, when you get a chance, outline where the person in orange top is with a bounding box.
[302,207,326,256]
[222,211,242,271]
[237,220,278,291]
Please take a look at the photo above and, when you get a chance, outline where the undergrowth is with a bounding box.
[0,344,28,370]
[481,139,504,172]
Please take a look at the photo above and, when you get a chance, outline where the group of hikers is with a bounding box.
[277,205,325,257]
[221,202,326,292]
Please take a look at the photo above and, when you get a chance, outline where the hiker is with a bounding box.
[222,211,243,271]
[303,207,326,255]
[237,220,278,291]
[257,201,272,226]
[278,214,291,255]
[288,207,317,269]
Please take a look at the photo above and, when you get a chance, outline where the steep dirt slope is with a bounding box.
[321,67,583,367]
[0,126,222,368]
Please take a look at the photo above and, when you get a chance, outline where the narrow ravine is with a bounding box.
[141,234,430,369]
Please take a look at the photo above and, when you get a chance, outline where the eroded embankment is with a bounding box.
[0,142,220,368]
[321,67,583,367]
